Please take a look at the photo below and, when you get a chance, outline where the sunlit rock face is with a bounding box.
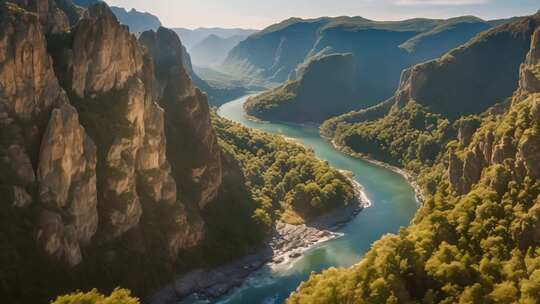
[0,2,97,266]
[140,27,222,210]
[229,16,501,122]
[37,104,98,266]
[0,1,219,269]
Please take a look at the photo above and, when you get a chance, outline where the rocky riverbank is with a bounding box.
[148,176,369,304]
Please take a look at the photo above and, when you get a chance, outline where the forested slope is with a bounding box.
[289,14,540,304]
[232,16,506,122]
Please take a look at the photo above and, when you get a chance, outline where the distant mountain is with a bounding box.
[245,53,356,122]
[179,41,252,106]
[109,6,161,33]
[72,0,100,6]
[172,27,258,49]
[190,34,248,67]
[168,27,259,104]
[322,12,538,161]
[90,7,250,105]
[227,15,516,122]
[399,16,494,60]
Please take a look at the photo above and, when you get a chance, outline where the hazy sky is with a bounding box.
[106,0,539,29]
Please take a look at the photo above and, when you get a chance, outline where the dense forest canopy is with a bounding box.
[212,113,355,226]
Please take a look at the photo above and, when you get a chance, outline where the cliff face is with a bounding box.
[139,27,222,210]
[37,103,98,266]
[109,6,162,33]
[11,0,79,34]
[55,3,181,241]
[519,26,540,95]
[0,2,95,267]
[0,1,241,301]
[448,27,540,195]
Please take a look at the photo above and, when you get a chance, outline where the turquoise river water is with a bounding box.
[210,95,419,304]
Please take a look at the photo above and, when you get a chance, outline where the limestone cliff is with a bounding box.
[37,103,98,266]
[448,27,540,195]
[0,1,96,267]
[0,1,240,301]
[139,27,222,209]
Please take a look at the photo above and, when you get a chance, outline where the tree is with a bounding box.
[51,288,139,304]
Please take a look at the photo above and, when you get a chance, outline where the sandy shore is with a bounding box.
[148,176,369,304]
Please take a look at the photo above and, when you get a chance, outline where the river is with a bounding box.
[211,95,418,304]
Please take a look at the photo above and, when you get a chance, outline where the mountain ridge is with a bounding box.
[234,14,512,122]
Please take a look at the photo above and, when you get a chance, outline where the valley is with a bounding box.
[1,1,540,304]
[209,95,418,304]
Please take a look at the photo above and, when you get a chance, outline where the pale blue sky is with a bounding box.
[106,0,539,29]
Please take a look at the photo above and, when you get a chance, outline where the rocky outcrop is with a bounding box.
[0,2,99,267]
[52,3,181,239]
[447,21,540,195]
[1,1,212,268]
[36,104,98,266]
[140,27,222,209]
[71,3,145,98]
[447,151,464,194]
[456,117,480,146]
[0,3,56,194]
[0,3,67,121]
[10,0,77,34]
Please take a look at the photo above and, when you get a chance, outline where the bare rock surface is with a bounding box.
[140,27,222,209]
